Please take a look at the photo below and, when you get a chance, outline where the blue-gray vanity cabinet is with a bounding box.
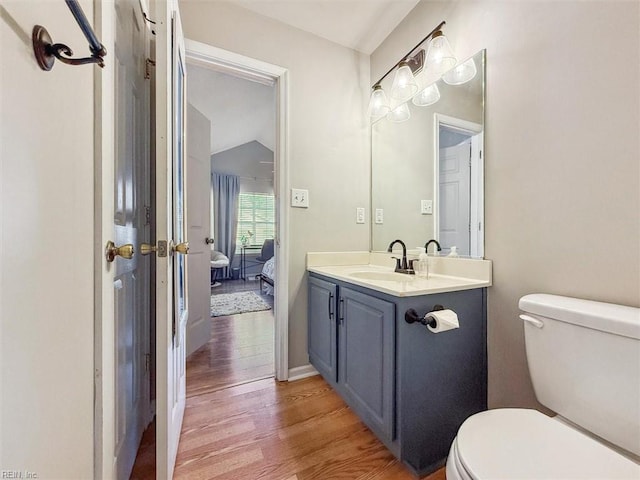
[338,287,395,444]
[308,272,487,477]
[308,276,338,384]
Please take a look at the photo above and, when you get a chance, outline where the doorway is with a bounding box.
[185,60,277,394]
[434,114,483,257]
[181,40,289,386]
[129,38,290,479]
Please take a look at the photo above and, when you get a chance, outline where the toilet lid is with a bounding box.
[456,409,640,480]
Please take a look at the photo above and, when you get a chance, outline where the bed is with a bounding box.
[259,256,275,296]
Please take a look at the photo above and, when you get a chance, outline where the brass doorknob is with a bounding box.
[139,243,157,256]
[173,242,189,255]
[105,241,134,263]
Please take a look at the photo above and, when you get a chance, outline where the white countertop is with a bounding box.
[307,252,492,298]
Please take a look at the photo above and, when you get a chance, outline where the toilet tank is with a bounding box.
[519,294,640,457]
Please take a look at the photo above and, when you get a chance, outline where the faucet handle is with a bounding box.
[391,256,402,272]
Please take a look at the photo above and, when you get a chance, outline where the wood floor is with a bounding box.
[131,279,446,479]
[174,375,446,480]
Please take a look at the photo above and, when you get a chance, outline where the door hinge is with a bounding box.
[145,58,156,79]
[144,205,151,225]
[144,353,150,372]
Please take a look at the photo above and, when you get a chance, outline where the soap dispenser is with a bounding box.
[415,247,429,278]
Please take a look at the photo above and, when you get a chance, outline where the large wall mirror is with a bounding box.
[371,50,485,257]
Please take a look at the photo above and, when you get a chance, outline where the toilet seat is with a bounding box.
[451,408,640,480]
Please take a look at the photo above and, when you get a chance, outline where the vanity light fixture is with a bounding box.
[387,102,411,123]
[368,21,450,121]
[442,57,477,85]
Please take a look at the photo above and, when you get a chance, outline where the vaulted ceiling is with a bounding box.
[187,64,276,155]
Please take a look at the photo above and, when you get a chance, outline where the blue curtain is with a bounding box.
[212,173,240,266]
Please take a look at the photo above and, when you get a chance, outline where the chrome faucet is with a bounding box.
[387,239,414,274]
[425,239,442,255]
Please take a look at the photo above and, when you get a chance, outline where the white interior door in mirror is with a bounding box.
[439,140,471,255]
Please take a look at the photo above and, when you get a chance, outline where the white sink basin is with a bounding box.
[349,271,414,282]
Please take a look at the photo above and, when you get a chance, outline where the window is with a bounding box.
[236,192,275,249]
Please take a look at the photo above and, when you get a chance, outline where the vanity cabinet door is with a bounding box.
[338,287,395,441]
[308,276,338,383]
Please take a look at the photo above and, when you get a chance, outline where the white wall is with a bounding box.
[180,0,371,369]
[371,0,640,408]
[0,1,94,476]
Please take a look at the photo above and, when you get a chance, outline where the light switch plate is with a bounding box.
[421,199,433,215]
[356,207,365,224]
[375,208,384,224]
[291,188,309,208]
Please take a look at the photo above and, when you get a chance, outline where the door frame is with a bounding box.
[433,113,484,257]
[184,38,290,381]
[94,1,117,477]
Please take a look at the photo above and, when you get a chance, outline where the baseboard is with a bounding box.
[288,364,319,382]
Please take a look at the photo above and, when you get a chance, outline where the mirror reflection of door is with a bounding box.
[437,119,483,257]
[439,134,471,255]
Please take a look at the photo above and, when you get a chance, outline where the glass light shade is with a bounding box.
[412,83,440,107]
[442,58,477,85]
[390,62,418,102]
[425,32,457,75]
[387,102,411,123]
[367,85,390,118]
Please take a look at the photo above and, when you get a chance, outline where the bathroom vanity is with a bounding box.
[307,253,491,476]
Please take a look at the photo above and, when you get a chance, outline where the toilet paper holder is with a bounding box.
[405,305,445,328]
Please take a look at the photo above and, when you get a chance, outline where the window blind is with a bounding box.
[236,192,275,248]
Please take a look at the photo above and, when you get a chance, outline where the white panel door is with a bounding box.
[186,104,212,357]
[439,140,471,255]
[153,1,188,478]
[113,1,151,478]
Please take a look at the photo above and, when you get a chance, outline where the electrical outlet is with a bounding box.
[291,188,309,208]
[356,207,365,224]
[375,208,384,224]
[421,199,433,215]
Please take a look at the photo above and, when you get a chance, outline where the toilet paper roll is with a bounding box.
[425,309,459,333]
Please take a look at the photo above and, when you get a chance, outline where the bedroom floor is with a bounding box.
[211,276,274,303]
[202,276,275,394]
[186,308,275,397]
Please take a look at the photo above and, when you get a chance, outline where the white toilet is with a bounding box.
[446,294,640,479]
